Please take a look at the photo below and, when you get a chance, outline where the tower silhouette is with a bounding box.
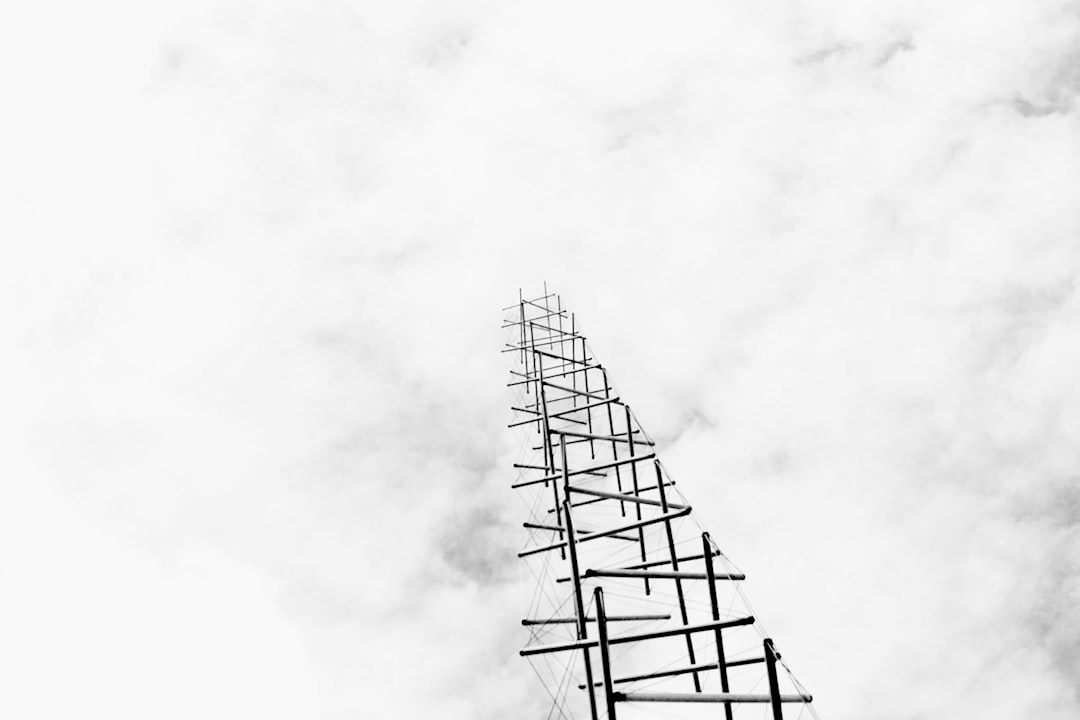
[504,287,816,720]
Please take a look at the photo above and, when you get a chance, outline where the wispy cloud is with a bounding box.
[2,1,1078,718]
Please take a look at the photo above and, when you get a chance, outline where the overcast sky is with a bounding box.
[2,1,1079,719]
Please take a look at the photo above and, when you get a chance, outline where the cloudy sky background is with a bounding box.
[2,1,1079,718]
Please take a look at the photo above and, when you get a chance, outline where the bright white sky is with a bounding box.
[1,1,1078,719]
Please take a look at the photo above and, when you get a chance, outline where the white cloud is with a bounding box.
[0,480,319,719]
[2,0,1078,718]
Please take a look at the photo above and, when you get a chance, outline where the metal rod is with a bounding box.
[517,507,693,558]
[520,616,755,656]
[517,466,608,482]
[519,396,617,413]
[609,616,755,645]
[655,459,701,691]
[547,481,677,515]
[549,396,622,419]
[615,693,812,704]
[594,587,618,720]
[504,335,589,352]
[556,295,567,374]
[587,531,641,542]
[509,359,590,378]
[765,639,784,720]
[583,568,745,581]
[543,379,611,400]
[521,390,617,409]
[502,319,578,336]
[534,347,596,366]
[520,297,569,315]
[530,328,553,477]
[508,414,587,429]
[517,293,526,379]
[550,429,655,446]
[500,291,556,311]
[530,430,645,452]
[578,657,765,688]
[533,324,563,560]
[511,453,657,489]
[522,614,671,626]
[571,497,688,529]
[519,637,600,656]
[624,406,650,595]
[524,522,641,542]
[509,365,580,382]
[618,550,718,571]
[570,311,579,411]
[506,363,598,386]
[556,552,736,583]
[523,521,565,532]
[582,335,596,459]
[561,434,599,720]
[567,485,687,509]
[704,532,734,720]
[601,368,626,517]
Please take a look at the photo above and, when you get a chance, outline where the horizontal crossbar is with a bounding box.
[547,481,676,515]
[522,614,670,626]
[512,453,657,489]
[520,616,753,656]
[619,551,719,571]
[501,318,575,336]
[500,292,557,311]
[551,429,655,446]
[502,335,585,353]
[518,507,692,557]
[543,379,610,401]
[531,430,645,452]
[578,656,765,688]
[610,616,754,645]
[568,485,685,509]
[549,396,624,419]
[506,364,598,387]
[523,523,650,544]
[583,568,745,581]
[616,692,812,704]
[507,414,587,429]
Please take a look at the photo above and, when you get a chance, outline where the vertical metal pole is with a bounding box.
[581,332,596,460]
[593,586,617,720]
[539,282,551,404]
[519,291,529,396]
[518,289,526,358]
[570,311,579,410]
[764,639,784,720]
[602,370,626,517]
[531,324,555,473]
[625,406,649,596]
[562,435,599,720]
[703,532,733,720]
[532,325,564,560]
[655,460,701,691]
[556,294,567,368]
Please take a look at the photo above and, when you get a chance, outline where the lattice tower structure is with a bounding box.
[503,288,818,720]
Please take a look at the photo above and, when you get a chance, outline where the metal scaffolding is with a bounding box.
[503,287,817,720]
